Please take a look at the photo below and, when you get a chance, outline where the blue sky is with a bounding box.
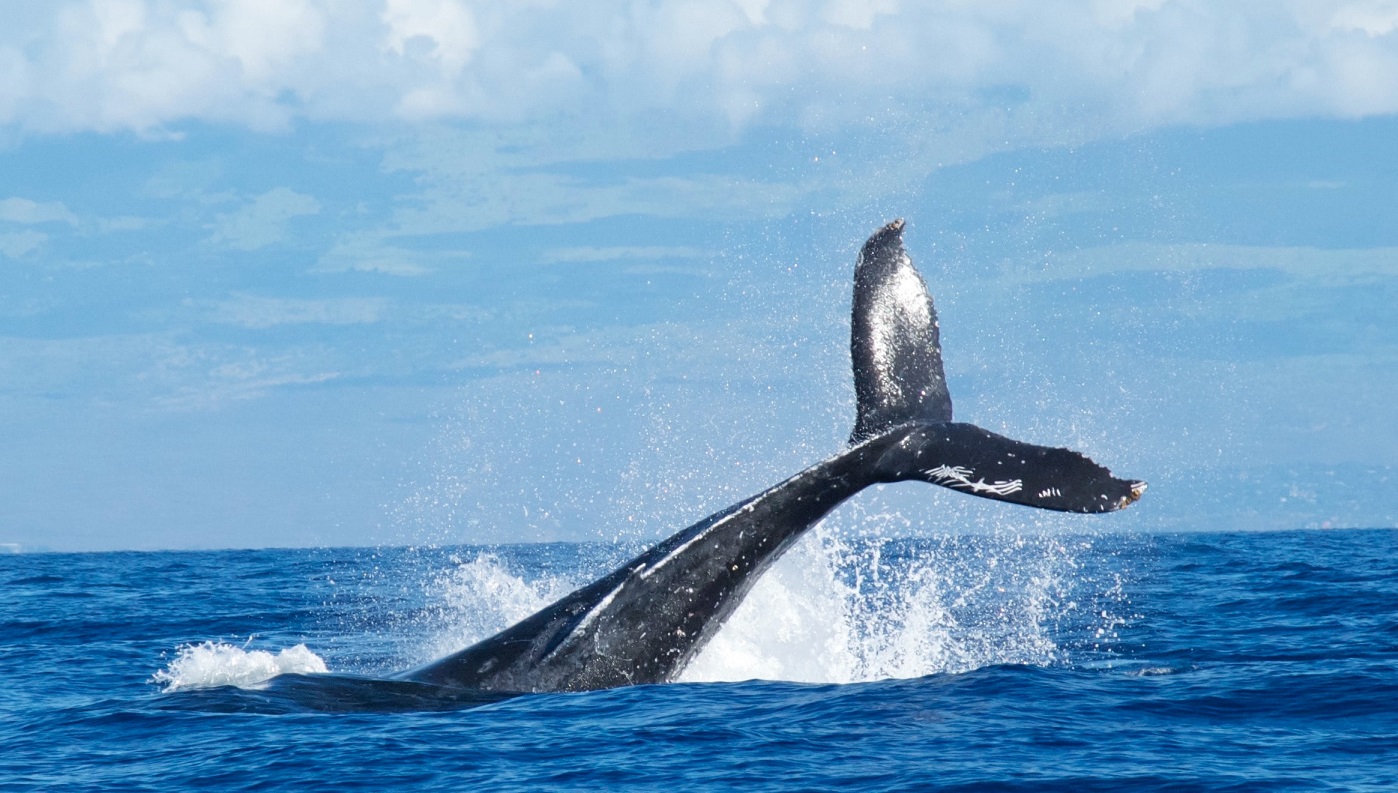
[2,1,1396,551]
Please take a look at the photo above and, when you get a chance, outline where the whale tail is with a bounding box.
[850,220,1145,513]
[396,219,1145,695]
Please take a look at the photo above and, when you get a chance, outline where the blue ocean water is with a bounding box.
[3,528,1395,791]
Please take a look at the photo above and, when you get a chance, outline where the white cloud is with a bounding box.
[200,0,326,83]
[2,0,328,133]
[316,250,431,277]
[208,187,321,251]
[97,215,160,232]
[315,235,448,276]
[382,167,805,235]
[382,0,478,77]
[0,230,47,258]
[0,331,349,409]
[155,346,345,409]
[207,294,388,328]
[1029,242,1398,287]
[0,2,1396,141]
[540,245,711,264]
[823,0,900,30]
[0,197,78,225]
[0,45,29,123]
[1331,2,1398,36]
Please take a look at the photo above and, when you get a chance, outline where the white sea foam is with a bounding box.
[151,641,328,692]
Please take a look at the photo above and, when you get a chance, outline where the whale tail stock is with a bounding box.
[851,220,1145,513]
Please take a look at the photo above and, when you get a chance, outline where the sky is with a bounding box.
[2,0,1396,552]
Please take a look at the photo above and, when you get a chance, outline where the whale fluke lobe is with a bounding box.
[850,219,952,443]
[874,422,1146,513]
[399,219,1145,694]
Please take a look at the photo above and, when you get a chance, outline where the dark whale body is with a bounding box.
[400,220,1145,693]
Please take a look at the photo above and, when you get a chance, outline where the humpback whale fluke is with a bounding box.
[851,218,952,442]
[399,220,1145,693]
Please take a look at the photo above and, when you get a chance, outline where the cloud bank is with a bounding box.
[2,0,1396,142]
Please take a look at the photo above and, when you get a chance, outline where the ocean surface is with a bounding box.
[3,528,1395,791]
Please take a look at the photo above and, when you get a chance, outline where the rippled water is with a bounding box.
[4,529,1395,791]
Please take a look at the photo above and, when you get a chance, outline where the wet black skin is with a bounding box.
[399,221,1145,693]
[400,433,895,692]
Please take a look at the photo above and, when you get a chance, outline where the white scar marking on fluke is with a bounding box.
[1037,487,1062,499]
[548,486,767,661]
[638,499,758,582]
[924,465,1023,496]
[634,449,851,584]
[569,586,620,637]
[540,582,624,663]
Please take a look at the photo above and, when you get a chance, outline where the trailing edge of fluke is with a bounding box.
[398,219,1146,693]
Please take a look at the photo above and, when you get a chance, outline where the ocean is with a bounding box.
[3,528,1394,791]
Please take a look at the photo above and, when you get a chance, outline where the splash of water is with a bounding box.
[413,552,577,665]
[151,641,327,692]
[680,526,1066,683]
[417,525,1095,686]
